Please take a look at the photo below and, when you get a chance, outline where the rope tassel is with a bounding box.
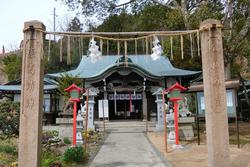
[197,31,200,57]
[135,39,137,55]
[150,36,153,53]
[100,39,103,53]
[67,35,71,65]
[78,37,81,58]
[142,39,145,53]
[180,35,184,60]
[60,36,63,62]
[124,41,128,67]
[170,36,173,60]
[117,41,120,66]
[161,36,164,48]
[81,37,84,56]
[48,35,51,61]
[107,40,109,55]
[190,33,194,58]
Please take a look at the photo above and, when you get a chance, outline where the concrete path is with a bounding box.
[90,127,169,167]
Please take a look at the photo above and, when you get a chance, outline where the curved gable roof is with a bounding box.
[47,55,200,79]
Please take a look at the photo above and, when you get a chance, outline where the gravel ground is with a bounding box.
[147,132,250,167]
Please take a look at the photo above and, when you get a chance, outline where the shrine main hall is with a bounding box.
[48,54,200,122]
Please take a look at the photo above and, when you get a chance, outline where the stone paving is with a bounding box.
[90,126,170,167]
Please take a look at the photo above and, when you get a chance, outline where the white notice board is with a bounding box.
[98,100,109,118]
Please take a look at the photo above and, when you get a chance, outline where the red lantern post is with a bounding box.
[64,83,82,146]
[165,82,187,146]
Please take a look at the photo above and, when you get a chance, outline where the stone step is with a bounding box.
[97,124,155,128]
[95,121,155,127]
[96,127,155,133]
[94,121,156,132]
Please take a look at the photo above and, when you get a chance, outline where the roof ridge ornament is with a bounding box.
[88,37,102,63]
[151,36,163,61]
[116,55,133,64]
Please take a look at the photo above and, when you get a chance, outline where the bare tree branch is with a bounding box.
[115,0,137,8]
[239,15,250,40]
[151,0,180,9]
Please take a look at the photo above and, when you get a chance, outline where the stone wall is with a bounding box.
[43,125,73,140]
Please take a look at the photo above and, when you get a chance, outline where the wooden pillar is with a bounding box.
[162,92,167,152]
[18,21,45,167]
[200,19,230,167]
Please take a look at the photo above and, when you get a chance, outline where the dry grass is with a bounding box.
[0,138,18,166]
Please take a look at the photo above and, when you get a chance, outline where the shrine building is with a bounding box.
[48,54,200,122]
[0,54,200,124]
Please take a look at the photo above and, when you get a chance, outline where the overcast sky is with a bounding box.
[0,0,76,52]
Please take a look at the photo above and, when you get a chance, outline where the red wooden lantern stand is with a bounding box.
[165,82,187,146]
[64,83,82,146]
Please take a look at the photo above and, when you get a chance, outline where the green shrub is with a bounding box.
[42,150,61,167]
[0,145,17,155]
[42,130,61,149]
[42,130,59,139]
[0,101,20,137]
[62,146,87,164]
[42,130,59,143]
[63,137,71,145]
[88,129,94,136]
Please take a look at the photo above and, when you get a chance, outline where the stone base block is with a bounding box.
[155,124,164,131]
[56,118,72,125]
[88,124,95,130]
[43,125,73,140]
[179,125,194,140]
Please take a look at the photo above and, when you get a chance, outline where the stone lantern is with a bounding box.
[153,88,165,131]
[76,111,83,145]
[82,87,99,130]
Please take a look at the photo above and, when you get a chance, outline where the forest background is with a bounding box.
[1,0,250,82]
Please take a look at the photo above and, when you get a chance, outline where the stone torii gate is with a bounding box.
[18,19,230,167]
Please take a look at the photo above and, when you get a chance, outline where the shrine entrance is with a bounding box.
[108,91,143,120]
[19,19,231,167]
[90,64,160,121]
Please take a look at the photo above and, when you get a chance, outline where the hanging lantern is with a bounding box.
[88,37,102,63]
[151,36,163,60]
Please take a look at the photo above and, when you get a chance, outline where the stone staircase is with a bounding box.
[95,120,156,133]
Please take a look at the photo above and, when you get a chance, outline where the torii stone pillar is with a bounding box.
[18,21,45,167]
[200,19,230,167]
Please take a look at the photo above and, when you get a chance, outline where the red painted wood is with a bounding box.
[174,102,179,145]
[73,101,77,146]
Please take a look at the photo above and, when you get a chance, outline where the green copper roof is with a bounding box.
[48,55,200,79]
[0,77,58,93]
[0,85,57,91]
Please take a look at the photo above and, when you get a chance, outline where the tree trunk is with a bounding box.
[181,0,190,29]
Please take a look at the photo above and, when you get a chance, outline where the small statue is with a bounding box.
[79,103,86,117]
[166,108,175,142]
[179,97,192,117]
